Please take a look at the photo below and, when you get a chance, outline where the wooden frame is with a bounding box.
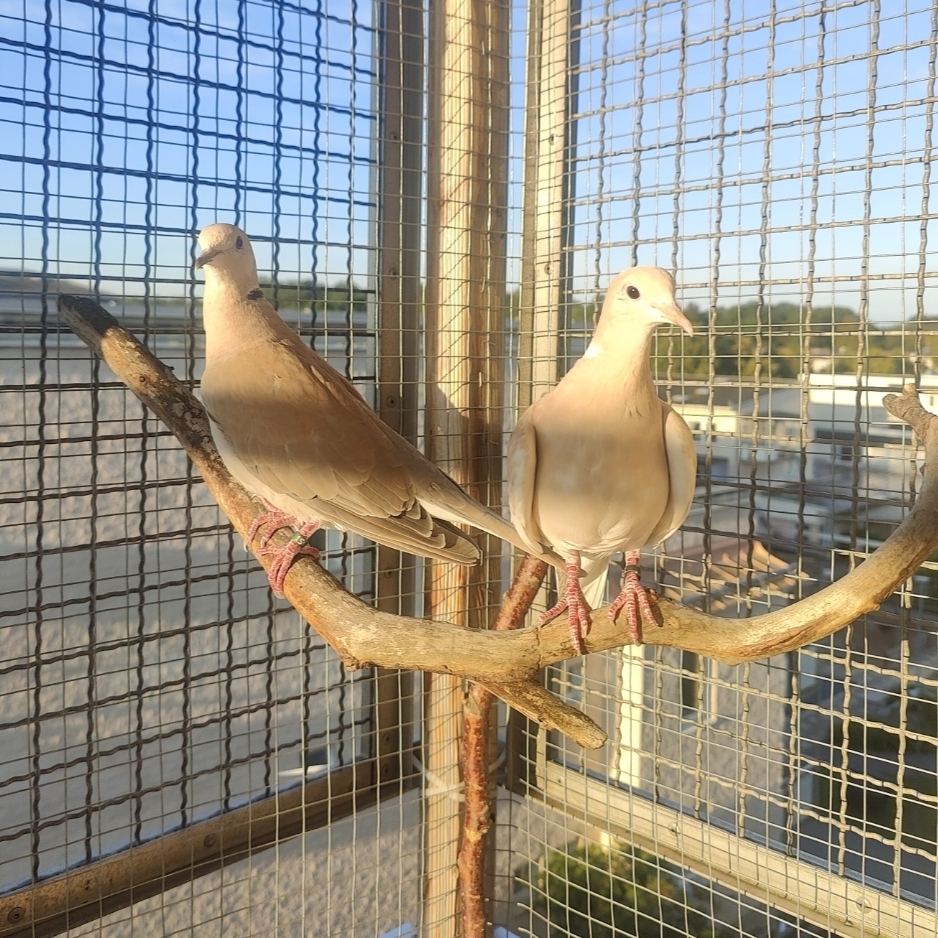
[0,761,409,938]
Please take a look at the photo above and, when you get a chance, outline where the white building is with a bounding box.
[672,374,938,551]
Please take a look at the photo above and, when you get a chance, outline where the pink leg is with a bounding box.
[247,501,322,595]
[538,555,592,656]
[247,502,297,547]
[262,521,321,595]
[608,550,656,645]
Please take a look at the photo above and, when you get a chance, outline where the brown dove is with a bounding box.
[507,267,697,653]
[195,223,559,591]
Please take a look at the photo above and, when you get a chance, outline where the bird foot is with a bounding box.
[247,503,297,548]
[261,522,321,596]
[247,504,321,595]
[539,559,592,655]
[608,551,655,645]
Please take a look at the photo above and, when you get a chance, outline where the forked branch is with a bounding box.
[60,295,938,750]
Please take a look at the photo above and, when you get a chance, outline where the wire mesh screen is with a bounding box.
[501,1,938,936]
[0,1,422,935]
[2,0,938,936]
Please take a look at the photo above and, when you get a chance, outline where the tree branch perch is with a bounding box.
[59,294,938,751]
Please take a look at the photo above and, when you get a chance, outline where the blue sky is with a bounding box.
[1,0,937,325]
[562,0,938,322]
[0,0,376,296]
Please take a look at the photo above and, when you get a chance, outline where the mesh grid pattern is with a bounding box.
[1,0,938,936]
[502,1,938,936]
[0,0,389,921]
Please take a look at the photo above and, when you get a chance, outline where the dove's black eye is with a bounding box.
[626,285,640,299]
[235,236,244,250]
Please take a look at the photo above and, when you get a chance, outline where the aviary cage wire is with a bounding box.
[0,1,936,937]
[501,1,938,936]
[0,1,421,935]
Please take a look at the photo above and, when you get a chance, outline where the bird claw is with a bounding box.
[608,552,656,645]
[246,504,321,594]
[247,504,297,546]
[539,559,592,655]
[262,524,322,595]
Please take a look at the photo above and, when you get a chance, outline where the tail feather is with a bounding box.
[391,427,565,568]
[420,489,565,570]
[580,554,613,608]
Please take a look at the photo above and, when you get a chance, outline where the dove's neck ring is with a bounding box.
[200,264,269,363]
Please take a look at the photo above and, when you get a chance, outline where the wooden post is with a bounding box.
[517,0,575,410]
[459,558,548,938]
[508,0,576,794]
[375,0,425,790]
[424,0,510,931]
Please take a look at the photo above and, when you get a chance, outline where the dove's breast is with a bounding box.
[529,390,671,555]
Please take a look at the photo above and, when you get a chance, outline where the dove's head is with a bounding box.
[599,266,693,337]
[194,223,260,294]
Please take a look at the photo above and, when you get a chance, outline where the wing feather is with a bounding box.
[203,332,417,522]
[645,401,698,547]
[507,408,546,555]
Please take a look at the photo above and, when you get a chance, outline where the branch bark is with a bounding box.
[58,294,606,750]
[459,555,546,938]
[59,294,938,749]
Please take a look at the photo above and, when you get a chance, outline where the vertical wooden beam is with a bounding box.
[459,557,548,938]
[517,0,575,410]
[375,0,424,788]
[424,0,510,931]
[508,0,576,794]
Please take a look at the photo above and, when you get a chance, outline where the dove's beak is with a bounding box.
[193,249,217,270]
[658,303,694,337]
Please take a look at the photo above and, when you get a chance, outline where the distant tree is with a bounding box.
[504,291,596,329]
[256,278,369,317]
[504,293,937,376]
[310,280,369,317]
[651,302,934,378]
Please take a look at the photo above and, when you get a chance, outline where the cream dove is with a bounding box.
[508,267,697,653]
[194,223,559,591]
